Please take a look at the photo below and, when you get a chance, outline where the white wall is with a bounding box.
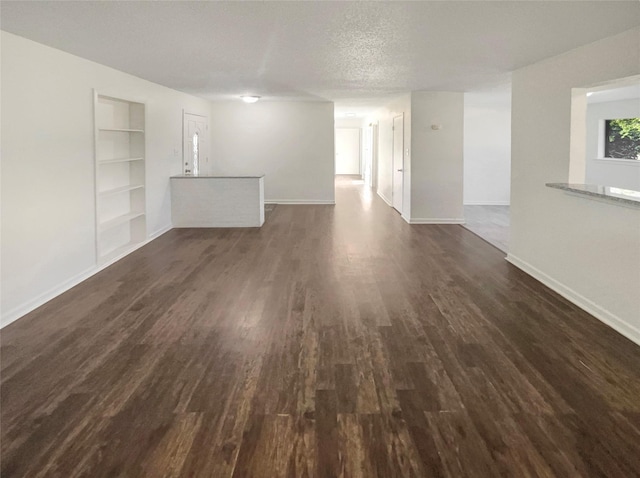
[335,128,361,175]
[464,87,512,205]
[335,118,363,129]
[585,98,640,190]
[1,32,211,326]
[209,101,335,204]
[334,117,363,176]
[510,27,640,345]
[410,91,464,223]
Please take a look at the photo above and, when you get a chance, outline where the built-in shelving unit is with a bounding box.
[94,91,146,264]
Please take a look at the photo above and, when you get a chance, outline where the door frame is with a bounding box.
[362,124,377,188]
[392,113,404,213]
[371,123,379,189]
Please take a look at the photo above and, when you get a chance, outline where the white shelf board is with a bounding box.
[98,157,144,165]
[98,211,145,232]
[99,184,144,197]
[98,128,145,133]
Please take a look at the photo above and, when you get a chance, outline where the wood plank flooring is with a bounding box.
[2,176,640,477]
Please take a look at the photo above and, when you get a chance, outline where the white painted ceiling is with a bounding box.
[2,1,639,103]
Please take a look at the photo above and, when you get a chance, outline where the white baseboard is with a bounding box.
[1,265,97,329]
[264,199,335,205]
[1,227,173,329]
[377,190,392,206]
[407,218,466,224]
[149,224,173,239]
[506,253,640,346]
[464,201,510,206]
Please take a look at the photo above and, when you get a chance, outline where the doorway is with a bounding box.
[335,128,361,175]
[462,87,511,253]
[183,112,208,175]
[363,124,378,189]
[392,114,404,213]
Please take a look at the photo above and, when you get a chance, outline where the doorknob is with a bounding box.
[397,169,403,172]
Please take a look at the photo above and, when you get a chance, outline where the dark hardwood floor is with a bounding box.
[2,176,640,477]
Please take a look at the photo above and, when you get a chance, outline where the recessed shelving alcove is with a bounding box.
[94,92,147,264]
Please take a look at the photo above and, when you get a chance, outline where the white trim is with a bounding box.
[407,218,466,224]
[377,190,392,206]
[506,253,640,346]
[264,199,335,205]
[149,224,173,238]
[391,113,405,213]
[1,228,173,329]
[464,201,511,206]
[593,158,640,165]
[183,111,208,118]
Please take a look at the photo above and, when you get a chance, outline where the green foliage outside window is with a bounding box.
[605,118,640,159]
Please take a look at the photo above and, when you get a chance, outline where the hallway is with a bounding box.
[2,177,640,477]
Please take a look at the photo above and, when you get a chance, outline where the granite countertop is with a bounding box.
[171,174,265,179]
[546,183,640,207]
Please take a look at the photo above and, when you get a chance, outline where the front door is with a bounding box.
[392,114,404,213]
[183,113,208,175]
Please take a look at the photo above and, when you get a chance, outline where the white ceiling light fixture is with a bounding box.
[345,112,356,117]
[241,95,260,103]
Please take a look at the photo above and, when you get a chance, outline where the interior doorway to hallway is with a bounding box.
[335,128,361,176]
[462,86,512,253]
[363,123,378,190]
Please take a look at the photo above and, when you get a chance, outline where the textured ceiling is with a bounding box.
[2,1,639,103]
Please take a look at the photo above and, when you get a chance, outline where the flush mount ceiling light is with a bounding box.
[345,112,356,117]
[586,92,594,97]
[241,95,261,103]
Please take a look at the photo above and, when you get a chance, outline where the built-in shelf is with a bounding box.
[98,211,145,232]
[94,91,146,263]
[99,128,145,133]
[99,240,143,264]
[98,157,144,165]
[99,184,145,197]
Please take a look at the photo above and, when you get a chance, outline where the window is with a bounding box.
[604,118,640,160]
[192,131,199,175]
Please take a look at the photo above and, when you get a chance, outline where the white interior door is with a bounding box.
[335,128,361,175]
[183,113,208,175]
[392,114,404,212]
